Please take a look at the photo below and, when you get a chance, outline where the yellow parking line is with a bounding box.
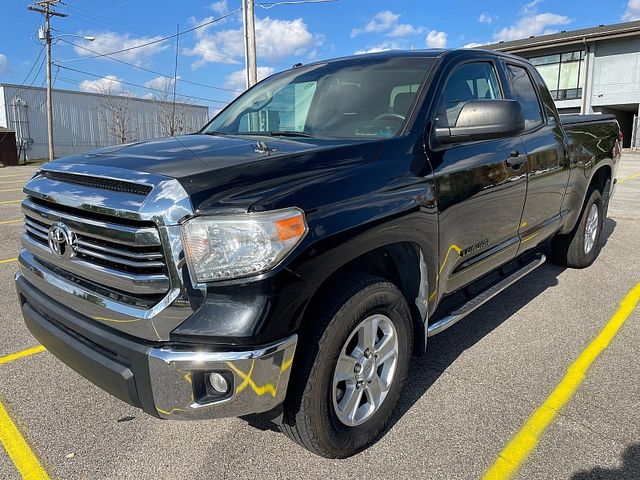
[0,180,28,185]
[0,400,50,479]
[0,346,46,366]
[0,258,17,264]
[0,174,33,179]
[483,282,640,480]
[0,200,22,205]
[0,188,23,193]
[618,173,640,184]
[0,219,21,225]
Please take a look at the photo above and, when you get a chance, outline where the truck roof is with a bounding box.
[297,48,525,69]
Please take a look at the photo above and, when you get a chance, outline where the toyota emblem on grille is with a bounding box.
[47,222,77,258]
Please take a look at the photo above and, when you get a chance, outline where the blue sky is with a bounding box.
[0,0,637,112]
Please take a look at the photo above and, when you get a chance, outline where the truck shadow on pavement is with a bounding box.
[243,219,617,442]
[571,443,640,479]
[386,218,616,436]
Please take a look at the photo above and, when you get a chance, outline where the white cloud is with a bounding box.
[478,13,494,24]
[73,31,169,65]
[351,10,424,38]
[0,54,10,75]
[144,75,180,91]
[388,23,424,37]
[493,12,571,41]
[352,11,399,36]
[463,42,485,48]
[354,42,403,55]
[186,17,317,67]
[79,74,124,94]
[209,0,228,14]
[623,0,640,20]
[224,66,275,93]
[522,0,544,15]
[426,30,448,48]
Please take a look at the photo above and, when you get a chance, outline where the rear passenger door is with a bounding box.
[429,59,528,296]
[504,62,570,250]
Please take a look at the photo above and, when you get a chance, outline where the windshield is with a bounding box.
[204,56,436,139]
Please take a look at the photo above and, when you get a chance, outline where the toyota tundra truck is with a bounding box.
[15,49,621,458]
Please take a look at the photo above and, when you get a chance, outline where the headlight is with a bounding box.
[182,208,308,282]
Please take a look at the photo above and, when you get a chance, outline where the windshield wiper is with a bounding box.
[203,131,227,136]
[267,131,315,138]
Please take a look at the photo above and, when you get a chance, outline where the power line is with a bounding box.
[56,9,241,64]
[59,39,242,93]
[0,47,46,113]
[52,64,229,104]
[61,1,139,33]
[256,0,338,8]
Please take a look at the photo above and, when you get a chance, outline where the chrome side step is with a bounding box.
[427,253,546,337]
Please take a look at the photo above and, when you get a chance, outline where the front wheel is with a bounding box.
[281,273,413,458]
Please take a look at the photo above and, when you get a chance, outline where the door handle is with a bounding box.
[506,151,526,169]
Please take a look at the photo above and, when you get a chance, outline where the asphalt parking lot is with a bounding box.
[0,155,639,480]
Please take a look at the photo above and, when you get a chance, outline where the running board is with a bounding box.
[427,253,546,337]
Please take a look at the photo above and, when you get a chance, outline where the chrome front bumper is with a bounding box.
[148,336,297,420]
[16,270,297,420]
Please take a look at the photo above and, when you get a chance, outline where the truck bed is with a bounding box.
[560,114,617,126]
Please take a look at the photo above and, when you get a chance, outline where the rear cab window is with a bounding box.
[505,64,545,130]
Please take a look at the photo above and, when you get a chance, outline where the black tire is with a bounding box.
[551,188,604,268]
[281,273,413,458]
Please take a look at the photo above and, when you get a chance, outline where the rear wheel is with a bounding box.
[551,188,604,268]
[281,273,413,458]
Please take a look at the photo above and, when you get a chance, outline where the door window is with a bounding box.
[436,62,502,128]
[506,64,544,130]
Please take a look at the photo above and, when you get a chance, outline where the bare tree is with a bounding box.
[96,83,135,145]
[148,76,188,137]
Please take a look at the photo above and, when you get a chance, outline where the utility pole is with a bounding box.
[28,0,67,161]
[171,24,180,136]
[241,0,257,89]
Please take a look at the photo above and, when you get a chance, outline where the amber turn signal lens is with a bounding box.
[275,213,306,241]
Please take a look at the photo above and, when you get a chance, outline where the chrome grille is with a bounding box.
[22,197,170,298]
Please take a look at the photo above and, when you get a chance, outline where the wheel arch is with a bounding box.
[561,161,613,235]
[297,241,430,357]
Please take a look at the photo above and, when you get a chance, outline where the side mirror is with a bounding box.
[435,99,525,144]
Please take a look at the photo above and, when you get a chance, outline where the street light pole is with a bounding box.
[28,0,67,161]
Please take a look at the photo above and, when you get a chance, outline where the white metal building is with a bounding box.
[483,20,640,148]
[0,84,210,162]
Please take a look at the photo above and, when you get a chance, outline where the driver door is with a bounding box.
[429,60,528,295]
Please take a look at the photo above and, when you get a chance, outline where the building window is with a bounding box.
[529,50,585,101]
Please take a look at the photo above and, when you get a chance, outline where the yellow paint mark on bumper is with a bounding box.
[280,355,294,373]
[0,400,50,479]
[0,257,17,265]
[92,316,138,324]
[482,282,640,480]
[226,360,278,397]
[0,346,46,366]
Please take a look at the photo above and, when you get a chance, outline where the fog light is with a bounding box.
[209,372,230,394]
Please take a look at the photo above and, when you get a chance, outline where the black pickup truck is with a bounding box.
[16,49,621,457]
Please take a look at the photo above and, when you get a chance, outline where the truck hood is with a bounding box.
[53,134,382,211]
